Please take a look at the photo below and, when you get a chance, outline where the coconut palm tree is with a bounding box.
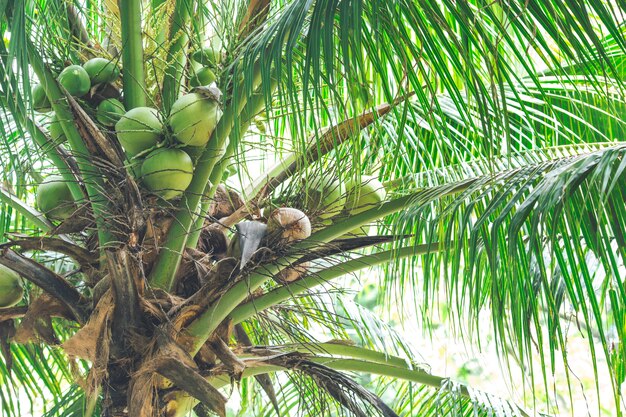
[0,0,625,416]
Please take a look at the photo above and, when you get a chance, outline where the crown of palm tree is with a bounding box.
[0,0,624,416]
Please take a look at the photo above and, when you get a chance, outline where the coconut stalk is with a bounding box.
[148,110,236,290]
[119,0,146,108]
[160,0,192,113]
[186,87,274,248]
[149,70,264,291]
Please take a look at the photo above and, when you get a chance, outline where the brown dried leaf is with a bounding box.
[129,370,159,417]
[14,294,69,344]
[0,321,16,373]
[65,91,125,167]
[143,215,174,270]
[208,185,244,220]
[132,337,225,417]
[209,336,245,381]
[62,290,114,362]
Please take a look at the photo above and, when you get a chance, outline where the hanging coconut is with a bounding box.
[0,264,23,308]
[141,148,194,200]
[191,45,221,67]
[115,107,163,156]
[57,65,91,97]
[48,114,66,144]
[197,226,229,260]
[304,174,346,220]
[343,176,386,236]
[345,176,386,214]
[190,67,217,87]
[266,208,311,243]
[36,175,76,221]
[266,208,312,283]
[96,98,125,127]
[169,92,222,146]
[83,57,120,85]
[32,84,51,112]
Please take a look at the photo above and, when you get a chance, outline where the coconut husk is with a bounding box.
[208,184,244,219]
[276,262,310,283]
[140,289,185,323]
[197,226,229,259]
[266,207,311,243]
[210,257,239,286]
[63,291,114,395]
[62,290,114,362]
[174,248,213,298]
[142,214,174,271]
[14,294,70,345]
[86,82,121,105]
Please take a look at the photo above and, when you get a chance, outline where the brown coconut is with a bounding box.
[266,208,312,282]
[208,184,244,220]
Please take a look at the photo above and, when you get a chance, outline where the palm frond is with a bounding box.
[388,143,626,407]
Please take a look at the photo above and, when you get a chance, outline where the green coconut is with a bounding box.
[32,84,51,112]
[190,67,217,87]
[304,174,346,220]
[48,114,66,144]
[169,93,221,146]
[343,176,386,236]
[345,176,386,215]
[0,264,23,308]
[83,57,120,84]
[96,98,125,127]
[191,45,221,67]
[254,119,266,133]
[265,207,312,282]
[36,175,76,221]
[57,65,91,97]
[115,107,163,156]
[141,148,193,200]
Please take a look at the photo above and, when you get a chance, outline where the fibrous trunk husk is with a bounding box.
[209,184,244,220]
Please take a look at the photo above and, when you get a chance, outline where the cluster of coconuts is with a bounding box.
[114,90,221,200]
[300,174,387,235]
[114,46,222,200]
[189,45,220,87]
[248,176,385,283]
[33,57,123,221]
[32,45,223,220]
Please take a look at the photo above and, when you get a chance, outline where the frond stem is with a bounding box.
[119,0,146,108]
